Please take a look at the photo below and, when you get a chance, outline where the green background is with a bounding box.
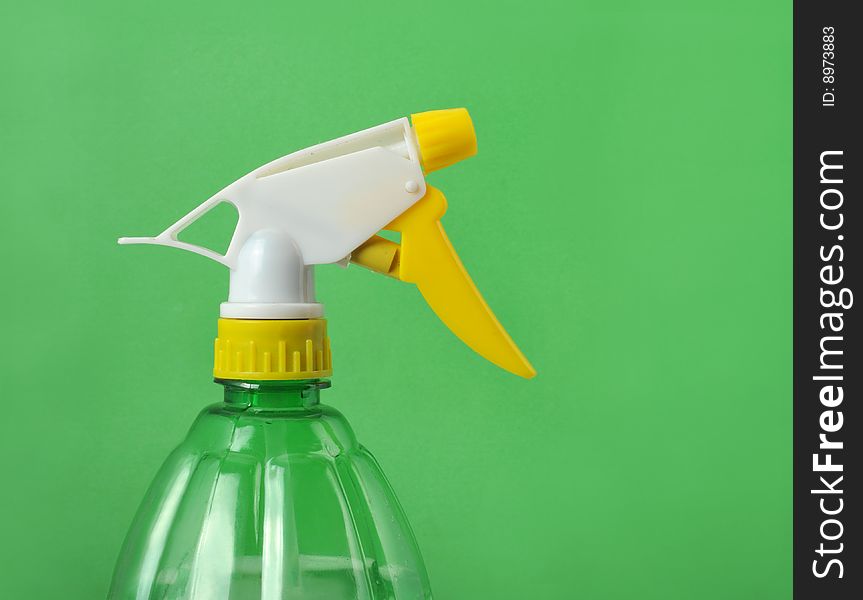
[0,1,791,598]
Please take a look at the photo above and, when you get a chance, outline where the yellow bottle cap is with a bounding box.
[411,108,478,173]
[214,318,332,380]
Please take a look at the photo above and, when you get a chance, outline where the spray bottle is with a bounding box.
[109,108,535,599]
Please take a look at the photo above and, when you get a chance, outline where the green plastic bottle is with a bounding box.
[112,108,534,599]
[109,380,430,599]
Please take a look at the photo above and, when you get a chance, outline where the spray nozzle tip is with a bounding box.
[411,108,477,174]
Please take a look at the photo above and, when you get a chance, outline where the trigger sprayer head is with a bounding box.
[120,108,535,381]
[411,108,478,173]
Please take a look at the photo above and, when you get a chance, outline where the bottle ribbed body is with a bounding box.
[108,381,431,600]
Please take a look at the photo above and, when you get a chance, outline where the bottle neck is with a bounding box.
[218,379,329,410]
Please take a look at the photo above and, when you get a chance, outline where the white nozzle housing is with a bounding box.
[220,229,323,319]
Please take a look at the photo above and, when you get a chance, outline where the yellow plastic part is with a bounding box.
[351,235,401,278]
[213,318,332,380]
[384,186,536,379]
[411,108,478,173]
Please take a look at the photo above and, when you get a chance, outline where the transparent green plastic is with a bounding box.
[108,380,432,600]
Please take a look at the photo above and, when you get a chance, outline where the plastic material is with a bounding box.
[350,236,401,278]
[213,319,332,381]
[118,108,534,378]
[411,108,478,173]
[119,117,425,269]
[221,229,323,319]
[108,380,431,600]
[112,109,536,600]
[386,186,536,378]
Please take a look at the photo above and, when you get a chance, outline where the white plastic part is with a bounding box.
[220,229,323,318]
[119,117,426,318]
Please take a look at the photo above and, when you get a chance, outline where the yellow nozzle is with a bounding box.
[411,108,478,173]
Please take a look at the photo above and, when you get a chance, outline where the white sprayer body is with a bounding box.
[119,117,427,318]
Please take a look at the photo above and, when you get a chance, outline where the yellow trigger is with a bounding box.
[354,186,536,379]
